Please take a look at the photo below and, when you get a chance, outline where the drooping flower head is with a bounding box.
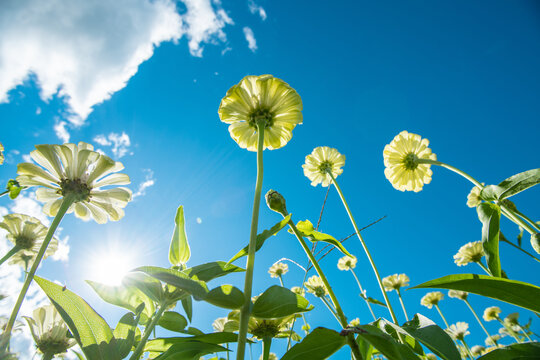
[503,312,519,327]
[302,146,345,187]
[446,322,470,341]
[466,185,483,208]
[218,75,303,151]
[0,214,58,267]
[268,262,289,278]
[448,290,468,301]
[24,305,76,356]
[304,275,328,298]
[420,291,444,309]
[17,142,132,224]
[291,286,305,297]
[383,131,437,192]
[483,306,501,321]
[337,255,357,271]
[454,241,484,266]
[382,273,410,292]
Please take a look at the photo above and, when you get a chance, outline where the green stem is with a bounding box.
[351,269,376,321]
[0,190,8,198]
[396,289,409,322]
[476,261,491,276]
[320,296,340,325]
[42,353,54,360]
[262,336,272,360]
[130,303,168,360]
[464,299,497,344]
[236,124,265,360]
[460,339,474,360]
[497,318,521,343]
[0,196,74,352]
[278,275,284,288]
[518,324,532,341]
[329,173,400,325]
[515,211,540,232]
[435,305,449,328]
[226,343,230,360]
[500,206,537,235]
[500,237,540,263]
[0,246,20,266]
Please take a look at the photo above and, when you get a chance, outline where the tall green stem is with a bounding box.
[460,339,474,360]
[476,261,491,276]
[0,190,8,198]
[0,246,20,266]
[236,125,265,360]
[329,173,399,325]
[130,303,167,360]
[350,269,376,321]
[497,318,521,343]
[42,352,54,360]
[320,296,340,325]
[262,336,272,360]
[463,299,496,344]
[396,289,409,321]
[435,305,449,328]
[1,196,74,352]
[500,237,540,263]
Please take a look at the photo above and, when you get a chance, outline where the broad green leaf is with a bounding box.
[375,319,424,356]
[113,304,144,358]
[498,169,540,200]
[477,342,540,360]
[281,327,346,360]
[356,336,373,360]
[145,333,240,352]
[411,274,540,313]
[182,296,193,322]
[355,324,421,360]
[158,311,188,332]
[228,214,292,263]
[122,271,164,303]
[154,341,228,360]
[295,220,352,257]
[182,261,244,282]
[135,266,209,300]
[34,276,120,360]
[252,285,312,319]
[204,285,244,309]
[365,297,387,307]
[477,203,501,277]
[182,326,205,336]
[86,280,155,323]
[169,205,191,266]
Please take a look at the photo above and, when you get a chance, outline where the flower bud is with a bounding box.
[531,233,540,254]
[265,190,288,216]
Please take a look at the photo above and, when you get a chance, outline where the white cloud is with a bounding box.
[248,0,267,21]
[0,0,234,125]
[243,27,257,52]
[53,120,70,143]
[133,169,156,198]
[22,154,32,163]
[93,132,131,158]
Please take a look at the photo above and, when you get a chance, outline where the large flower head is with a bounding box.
[24,305,76,355]
[448,290,468,301]
[304,275,328,298]
[446,322,470,341]
[454,241,484,266]
[337,255,357,271]
[483,306,501,321]
[383,131,437,192]
[0,213,58,267]
[17,142,131,224]
[382,273,410,292]
[218,75,303,151]
[268,262,288,278]
[420,291,444,309]
[302,146,346,187]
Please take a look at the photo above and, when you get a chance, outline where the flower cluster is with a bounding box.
[302,147,345,187]
[304,275,328,297]
[420,291,444,309]
[337,255,357,271]
[382,273,410,292]
[446,322,470,341]
[483,306,501,321]
[268,262,289,278]
[454,241,484,266]
[448,290,468,301]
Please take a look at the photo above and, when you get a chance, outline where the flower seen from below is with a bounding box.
[259,354,278,360]
[454,241,484,266]
[466,185,483,208]
[302,146,345,187]
[268,262,289,278]
[337,255,357,271]
[471,345,486,357]
[212,317,228,332]
[226,310,296,340]
[383,130,437,192]
[446,322,470,341]
[218,75,303,151]
[0,213,58,267]
[485,334,501,346]
[304,275,328,297]
[448,290,468,301]
[348,318,360,327]
[420,291,444,309]
[382,273,410,292]
[483,306,501,321]
[17,142,132,224]
[504,313,519,327]
[291,286,305,297]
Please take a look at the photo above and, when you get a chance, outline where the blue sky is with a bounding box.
[0,0,539,358]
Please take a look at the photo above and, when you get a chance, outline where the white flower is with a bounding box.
[259,353,278,360]
[485,334,501,346]
[212,317,228,332]
[348,318,360,327]
[302,146,345,187]
[420,292,444,309]
[304,275,328,297]
[483,306,501,322]
[471,345,485,356]
[268,262,289,278]
[454,241,484,266]
[448,290,468,301]
[504,312,519,326]
[24,305,76,355]
[446,322,470,341]
[382,273,410,292]
[291,286,305,297]
[466,185,483,208]
[337,255,357,271]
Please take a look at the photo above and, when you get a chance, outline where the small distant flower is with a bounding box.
[24,305,76,356]
[448,290,468,301]
[291,286,305,297]
[471,345,485,357]
[268,262,289,278]
[420,291,444,309]
[425,354,437,360]
[504,312,519,326]
[454,241,484,266]
[382,273,410,292]
[446,322,470,341]
[301,323,310,333]
[259,354,278,360]
[466,185,483,208]
[302,146,345,187]
[348,318,360,327]
[383,131,437,192]
[17,142,132,224]
[485,334,501,346]
[337,255,357,271]
[0,214,58,267]
[0,142,4,165]
[304,275,328,297]
[218,75,303,151]
[212,317,228,332]
[483,306,501,321]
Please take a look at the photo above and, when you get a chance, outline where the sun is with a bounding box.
[87,246,138,286]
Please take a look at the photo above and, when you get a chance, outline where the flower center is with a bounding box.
[58,178,91,202]
[251,320,281,339]
[15,235,35,249]
[403,153,419,170]
[249,107,274,128]
[318,161,333,174]
[37,338,71,355]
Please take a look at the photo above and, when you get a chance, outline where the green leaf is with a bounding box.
[153,341,228,360]
[375,319,424,356]
[182,261,244,282]
[158,311,188,332]
[365,297,387,307]
[113,304,144,358]
[477,342,540,360]
[145,333,240,353]
[135,266,209,300]
[182,296,193,323]
[86,280,155,323]
[204,285,244,309]
[6,179,22,199]
[354,324,422,360]
[411,274,540,313]
[34,276,120,360]
[252,285,313,319]
[356,336,373,360]
[295,220,352,257]
[228,214,292,263]
[498,169,540,200]
[477,203,501,277]
[281,327,347,360]
[122,271,164,303]
[169,205,191,266]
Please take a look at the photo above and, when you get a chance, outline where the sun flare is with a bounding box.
[89,249,137,286]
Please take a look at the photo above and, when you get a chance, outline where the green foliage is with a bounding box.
[354,324,422,360]
[113,305,144,358]
[122,272,164,304]
[152,341,228,360]
[477,342,540,359]
[145,333,240,353]
[134,266,209,300]
[204,285,245,309]
[294,219,352,257]
[181,261,244,282]
[157,311,188,332]
[477,203,501,277]
[251,285,313,319]
[480,168,540,200]
[280,327,347,360]
[169,205,191,266]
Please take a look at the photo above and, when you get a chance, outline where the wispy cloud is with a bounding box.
[53,120,70,143]
[133,169,156,199]
[248,0,267,21]
[243,27,258,52]
[94,132,132,159]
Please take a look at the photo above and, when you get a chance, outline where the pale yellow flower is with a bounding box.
[348,318,360,327]
[383,131,437,192]
[485,334,501,346]
[304,275,328,297]
[337,255,357,271]
[382,273,410,292]
[504,312,519,326]
[424,354,437,360]
[17,142,131,224]
[466,185,483,208]
[454,241,484,266]
[446,322,470,341]
[259,353,278,360]
[470,345,485,357]
[291,286,305,297]
[0,142,4,165]
[218,75,303,151]
[212,317,228,332]
[420,291,444,309]
[302,146,345,187]
[483,306,501,321]
[448,290,468,301]
[24,305,76,355]
[268,262,289,278]
[0,214,58,267]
